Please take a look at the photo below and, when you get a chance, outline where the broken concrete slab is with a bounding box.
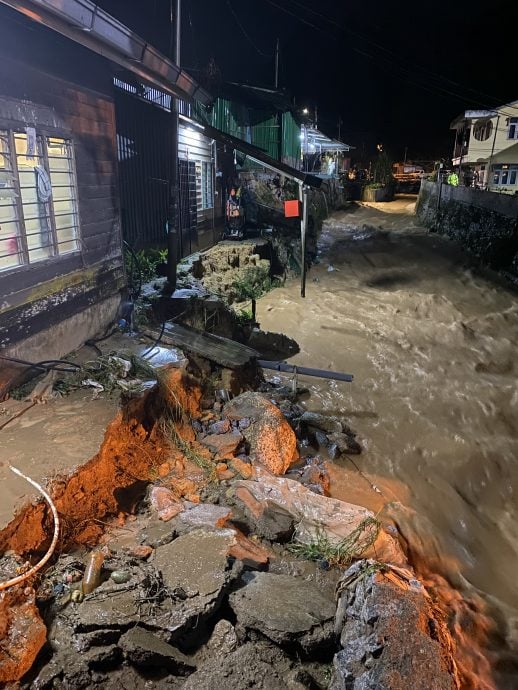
[181,641,314,690]
[230,572,336,654]
[176,503,232,531]
[148,529,241,636]
[330,561,457,690]
[229,573,336,654]
[223,392,299,474]
[119,627,195,674]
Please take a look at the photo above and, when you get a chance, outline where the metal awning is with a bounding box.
[0,0,211,105]
[301,126,353,153]
[199,121,322,189]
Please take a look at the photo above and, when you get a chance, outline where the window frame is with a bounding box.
[0,123,81,276]
[492,163,518,186]
[508,118,518,140]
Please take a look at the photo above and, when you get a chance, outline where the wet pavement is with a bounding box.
[257,196,518,673]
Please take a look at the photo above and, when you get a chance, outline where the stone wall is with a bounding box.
[416,180,518,272]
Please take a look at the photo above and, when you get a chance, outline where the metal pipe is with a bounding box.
[487,114,500,189]
[299,183,308,298]
[258,360,353,383]
[166,224,178,292]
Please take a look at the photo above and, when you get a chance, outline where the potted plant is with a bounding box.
[362,152,395,202]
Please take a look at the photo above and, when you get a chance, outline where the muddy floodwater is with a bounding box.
[258,196,518,684]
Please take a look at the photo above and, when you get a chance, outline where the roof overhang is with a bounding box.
[302,126,353,152]
[0,0,211,105]
[200,121,322,188]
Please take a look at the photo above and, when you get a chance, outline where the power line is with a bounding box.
[260,0,510,109]
[226,0,273,58]
[282,0,503,105]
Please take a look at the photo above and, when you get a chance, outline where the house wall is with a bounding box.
[460,103,518,192]
[0,24,124,390]
[416,180,518,273]
[178,123,215,232]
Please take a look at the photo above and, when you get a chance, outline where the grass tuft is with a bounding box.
[288,516,381,567]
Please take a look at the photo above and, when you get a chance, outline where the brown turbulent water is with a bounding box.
[258,196,518,688]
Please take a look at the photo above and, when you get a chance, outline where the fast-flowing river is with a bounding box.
[258,196,518,689]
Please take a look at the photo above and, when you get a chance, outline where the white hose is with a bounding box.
[0,465,59,591]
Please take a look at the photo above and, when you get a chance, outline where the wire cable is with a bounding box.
[226,0,273,58]
[260,0,513,110]
[0,355,80,374]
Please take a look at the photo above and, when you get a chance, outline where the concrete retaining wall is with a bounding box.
[416,180,518,271]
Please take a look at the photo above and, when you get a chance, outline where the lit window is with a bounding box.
[201,161,214,210]
[0,132,22,272]
[492,164,518,185]
[508,118,518,140]
[0,129,80,272]
[195,161,214,211]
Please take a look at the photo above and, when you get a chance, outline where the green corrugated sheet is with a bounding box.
[201,97,300,167]
[281,112,301,167]
[210,98,248,141]
[251,112,280,159]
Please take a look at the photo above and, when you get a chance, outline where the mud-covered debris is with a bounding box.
[148,529,241,635]
[200,431,243,457]
[176,503,232,532]
[327,431,362,455]
[229,457,253,479]
[204,619,238,657]
[229,572,336,654]
[206,419,231,435]
[119,626,195,674]
[299,411,343,434]
[129,544,153,560]
[224,392,299,474]
[228,531,270,569]
[286,457,331,496]
[182,641,315,690]
[150,486,184,522]
[0,587,47,683]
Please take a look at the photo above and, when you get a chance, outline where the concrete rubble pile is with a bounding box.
[0,351,458,690]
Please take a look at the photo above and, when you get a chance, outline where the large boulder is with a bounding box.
[223,392,298,474]
[229,572,336,654]
[331,561,457,690]
[234,468,405,565]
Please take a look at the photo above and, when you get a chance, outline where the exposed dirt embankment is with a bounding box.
[0,370,200,558]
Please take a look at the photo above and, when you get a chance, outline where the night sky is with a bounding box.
[98,0,517,162]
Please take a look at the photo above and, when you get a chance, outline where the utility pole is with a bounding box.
[337,116,343,141]
[274,38,280,89]
[167,0,181,292]
[403,146,408,164]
